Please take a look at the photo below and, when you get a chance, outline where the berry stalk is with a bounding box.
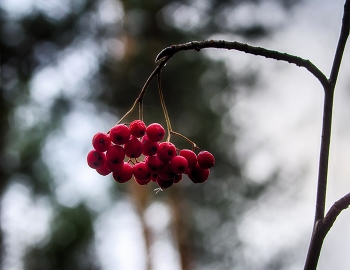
[157,73,172,141]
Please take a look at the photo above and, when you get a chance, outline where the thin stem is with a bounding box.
[329,0,350,88]
[323,192,350,229]
[157,73,172,141]
[156,40,328,90]
[117,56,170,124]
[138,101,143,121]
[170,131,200,150]
[157,73,201,148]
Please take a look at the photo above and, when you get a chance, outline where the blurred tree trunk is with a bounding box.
[129,182,194,270]
[129,182,153,270]
[169,188,193,270]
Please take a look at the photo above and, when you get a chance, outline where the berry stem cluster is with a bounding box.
[87,121,215,190]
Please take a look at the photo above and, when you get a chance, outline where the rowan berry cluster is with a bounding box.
[86,120,215,189]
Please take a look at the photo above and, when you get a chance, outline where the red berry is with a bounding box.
[96,163,111,176]
[169,155,188,174]
[146,123,165,142]
[87,150,106,169]
[179,149,197,169]
[129,120,146,138]
[106,145,125,171]
[92,132,111,152]
[145,155,162,172]
[141,135,159,156]
[156,176,174,189]
[197,151,215,169]
[113,162,133,183]
[133,162,151,182]
[188,164,210,183]
[157,142,176,162]
[135,177,151,185]
[124,136,142,158]
[110,124,130,145]
[157,162,176,180]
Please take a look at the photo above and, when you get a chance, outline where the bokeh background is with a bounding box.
[1,0,350,269]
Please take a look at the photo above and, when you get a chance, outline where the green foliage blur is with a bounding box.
[0,0,301,269]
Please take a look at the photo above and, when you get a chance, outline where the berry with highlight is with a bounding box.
[146,123,165,142]
[129,120,147,138]
[110,124,130,145]
[92,132,111,152]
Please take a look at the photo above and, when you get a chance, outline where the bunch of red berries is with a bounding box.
[87,120,215,189]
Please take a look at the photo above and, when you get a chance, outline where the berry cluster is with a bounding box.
[87,120,215,190]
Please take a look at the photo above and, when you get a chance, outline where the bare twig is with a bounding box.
[304,192,350,270]
[155,40,328,89]
[117,56,171,124]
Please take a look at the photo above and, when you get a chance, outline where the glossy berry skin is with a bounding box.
[179,149,197,169]
[113,162,133,183]
[92,132,111,152]
[133,162,151,182]
[170,155,188,174]
[87,150,106,169]
[145,155,162,172]
[124,136,142,158]
[188,164,210,183]
[110,124,130,145]
[156,176,174,189]
[197,151,215,169]
[96,163,111,176]
[106,145,125,171]
[129,120,146,138]
[157,142,176,162]
[141,135,159,156]
[146,123,165,142]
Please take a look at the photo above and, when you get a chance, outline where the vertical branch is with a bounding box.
[304,1,350,269]
[329,0,350,87]
[314,91,334,222]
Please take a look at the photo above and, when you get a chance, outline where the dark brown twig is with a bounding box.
[155,40,328,89]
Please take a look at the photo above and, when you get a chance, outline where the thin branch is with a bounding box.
[156,40,329,89]
[323,192,350,229]
[314,91,334,222]
[304,192,350,270]
[313,0,350,245]
[329,0,350,88]
[117,56,170,124]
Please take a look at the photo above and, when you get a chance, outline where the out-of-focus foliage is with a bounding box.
[0,0,302,269]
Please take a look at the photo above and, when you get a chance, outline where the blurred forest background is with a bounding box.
[2,0,350,269]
